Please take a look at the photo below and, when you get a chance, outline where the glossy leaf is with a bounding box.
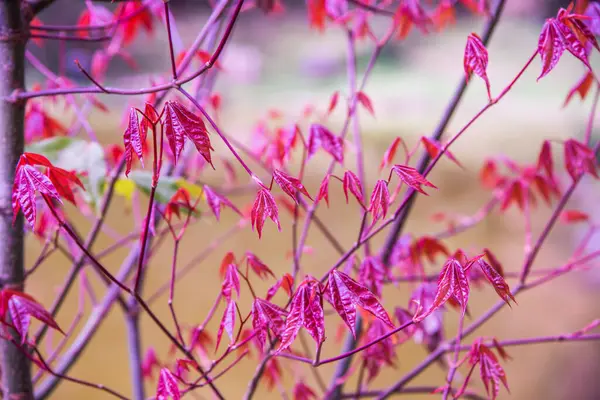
[368,179,390,221]
[414,257,469,322]
[464,33,491,99]
[163,101,213,166]
[123,108,144,176]
[13,164,61,227]
[273,169,312,202]
[328,270,394,336]
[277,282,325,352]
[156,368,180,400]
[391,165,437,195]
[221,264,240,301]
[251,188,281,238]
[1,290,63,343]
[476,259,516,306]
[342,170,364,206]
[251,298,287,351]
[215,299,236,351]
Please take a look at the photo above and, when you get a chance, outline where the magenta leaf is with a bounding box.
[391,164,437,195]
[307,124,344,163]
[414,257,470,322]
[245,252,275,280]
[163,101,213,166]
[203,185,241,221]
[293,381,317,400]
[2,290,63,344]
[251,188,281,238]
[277,281,325,352]
[251,298,287,351]
[123,107,144,176]
[368,179,390,222]
[464,32,491,99]
[315,174,331,206]
[327,270,394,336]
[564,138,598,180]
[221,264,240,301]
[273,169,312,202]
[476,259,516,306]
[342,170,364,206]
[13,164,62,228]
[156,368,180,400]
[215,299,236,351]
[356,91,375,116]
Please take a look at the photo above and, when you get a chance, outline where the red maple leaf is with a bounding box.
[163,101,213,166]
[464,33,491,100]
[203,185,241,221]
[277,280,325,352]
[315,174,331,206]
[307,124,344,163]
[368,179,390,222]
[379,137,405,171]
[245,252,275,280]
[155,368,180,400]
[327,270,394,337]
[215,299,236,351]
[391,164,437,195]
[123,108,145,176]
[116,2,154,45]
[342,170,364,207]
[564,71,595,106]
[251,298,287,351]
[273,169,312,202]
[394,0,432,39]
[13,163,61,228]
[251,188,281,238]
[564,138,598,180]
[457,338,510,400]
[221,263,240,302]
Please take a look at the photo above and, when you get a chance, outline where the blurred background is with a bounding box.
[27,1,600,399]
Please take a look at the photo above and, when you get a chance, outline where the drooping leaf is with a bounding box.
[564,71,595,106]
[362,319,397,382]
[342,170,364,206]
[251,188,281,238]
[564,138,598,180]
[461,338,510,400]
[215,299,236,351]
[414,257,469,322]
[251,298,287,351]
[420,137,462,167]
[356,91,375,115]
[273,169,312,202]
[293,381,317,400]
[307,124,344,163]
[13,164,62,227]
[464,33,491,99]
[475,259,516,306]
[1,290,63,343]
[368,179,390,221]
[221,264,240,301]
[203,185,241,221]
[391,165,437,195]
[379,137,404,171]
[155,368,180,400]
[277,281,325,352]
[123,108,144,176]
[246,252,275,280]
[537,140,554,178]
[327,270,394,336]
[163,101,213,166]
[315,174,331,206]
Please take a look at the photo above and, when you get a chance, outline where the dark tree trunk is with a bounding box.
[0,1,32,399]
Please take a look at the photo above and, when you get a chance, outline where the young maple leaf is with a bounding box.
[564,71,595,106]
[13,164,62,228]
[362,319,397,383]
[537,7,600,80]
[391,164,437,195]
[245,252,275,280]
[560,209,589,223]
[273,169,312,203]
[358,257,386,298]
[293,381,317,400]
[47,166,84,206]
[116,2,154,45]
[472,258,516,306]
[155,368,180,400]
[536,140,554,178]
[315,174,331,206]
[458,338,510,400]
[221,264,240,302]
[564,138,598,180]
[414,257,469,322]
[327,270,394,337]
[277,280,325,352]
[379,137,404,171]
[464,33,492,100]
[0,289,63,344]
[409,284,445,355]
[76,5,113,39]
[394,0,432,39]
[163,101,213,166]
[164,188,195,222]
[265,273,294,301]
[25,102,67,142]
[203,185,241,221]
[420,137,462,168]
[327,91,340,115]
[251,298,287,351]
[251,188,281,238]
[215,299,236,351]
[368,179,390,222]
[141,348,160,380]
[356,91,375,116]
[410,236,449,265]
[342,170,364,206]
[123,108,144,176]
[307,124,344,163]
